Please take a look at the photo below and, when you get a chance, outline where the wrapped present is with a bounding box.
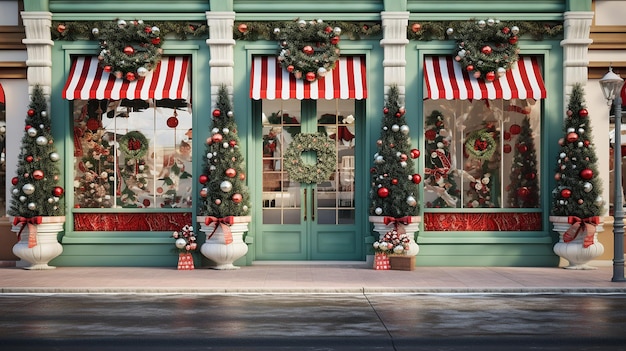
[177,252,195,270]
[373,252,390,270]
[389,255,416,271]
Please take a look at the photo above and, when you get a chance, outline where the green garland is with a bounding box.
[275,19,341,81]
[465,128,497,161]
[453,19,519,81]
[284,133,337,184]
[119,131,149,160]
[96,19,163,81]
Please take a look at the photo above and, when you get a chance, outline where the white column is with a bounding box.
[206,11,236,106]
[380,11,409,99]
[560,11,594,95]
[21,11,54,97]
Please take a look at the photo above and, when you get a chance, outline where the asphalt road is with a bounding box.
[0,293,625,350]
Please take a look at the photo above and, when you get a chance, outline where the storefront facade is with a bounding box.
[11,0,604,267]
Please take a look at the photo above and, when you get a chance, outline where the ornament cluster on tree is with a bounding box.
[94,19,163,81]
[369,86,420,217]
[424,110,459,208]
[9,85,64,218]
[507,116,539,208]
[274,19,341,81]
[551,83,604,217]
[198,86,251,217]
[452,18,519,81]
[463,122,500,208]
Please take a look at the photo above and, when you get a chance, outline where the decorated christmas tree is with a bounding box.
[117,131,151,208]
[424,110,458,208]
[507,116,539,208]
[74,126,115,208]
[463,122,500,208]
[369,86,421,217]
[198,86,250,217]
[8,85,64,218]
[551,83,604,218]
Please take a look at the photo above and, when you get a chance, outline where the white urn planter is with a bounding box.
[369,216,421,256]
[11,216,65,270]
[197,216,250,270]
[549,216,604,270]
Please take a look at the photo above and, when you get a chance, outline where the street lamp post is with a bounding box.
[599,66,626,282]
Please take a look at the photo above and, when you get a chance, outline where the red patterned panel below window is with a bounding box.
[424,213,542,231]
[74,213,193,231]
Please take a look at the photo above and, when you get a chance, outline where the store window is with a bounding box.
[422,56,546,231]
[71,98,192,208]
[63,56,192,210]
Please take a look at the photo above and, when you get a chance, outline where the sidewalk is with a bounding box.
[2,263,626,294]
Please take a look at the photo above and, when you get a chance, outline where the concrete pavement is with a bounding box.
[2,262,626,294]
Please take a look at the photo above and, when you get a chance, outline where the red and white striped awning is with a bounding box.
[250,56,367,100]
[424,56,547,100]
[62,56,190,101]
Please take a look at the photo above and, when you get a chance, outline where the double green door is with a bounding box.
[255,99,361,260]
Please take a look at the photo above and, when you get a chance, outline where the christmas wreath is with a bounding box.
[119,131,149,160]
[465,128,497,161]
[453,19,519,81]
[284,132,337,184]
[96,19,163,81]
[274,19,341,81]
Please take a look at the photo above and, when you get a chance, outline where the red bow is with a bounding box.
[205,216,235,245]
[13,216,43,248]
[564,216,600,248]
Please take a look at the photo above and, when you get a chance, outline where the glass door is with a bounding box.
[256,99,359,260]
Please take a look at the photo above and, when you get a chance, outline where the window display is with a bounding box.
[72,98,192,209]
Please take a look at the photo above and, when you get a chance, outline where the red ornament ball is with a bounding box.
[509,36,518,44]
[503,144,512,153]
[377,187,390,198]
[580,168,594,180]
[466,65,474,72]
[485,71,496,82]
[517,144,528,153]
[579,109,589,117]
[330,36,340,45]
[383,107,389,114]
[481,46,493,55]
[509,124,522,135]
[287,65,295,73]
[166,116,179,128]
[391,178,398,185]
[232,193,243,203]
[123,46,134,55]
[410,149,420,159]
[411,23,422,32]
[212,133,223,143]
[517,187,530,198]
[566,132,579,143]
[225,168,236,178]
[212,109,221,117]
[103,65,112,73]
[57,24,66,33]
[27,109,36,117]
[151,38,161,45]
[560,189,572,199]
[238,23,248,33]
[11,177,18,185]
[125,72,136,81]
[53,186,64,197]
[33,170,44,180]
[229,140,237,147]
[525,172,537,180]
[412,174,422,184]
[198,174,209,184]
[26,155,34,163]
[303,46,314,55]
[305,72,316,81]
[583,140,590,147]
[143,199,151,207]
[239,173,246,181]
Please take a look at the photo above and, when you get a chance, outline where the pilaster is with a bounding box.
[206,11,236,106]
[560,11,594,95]
[380,11,409,99]
[21,11,54,97]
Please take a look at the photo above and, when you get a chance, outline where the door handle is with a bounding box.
[311,190,315,221]
[303,188,307,221]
